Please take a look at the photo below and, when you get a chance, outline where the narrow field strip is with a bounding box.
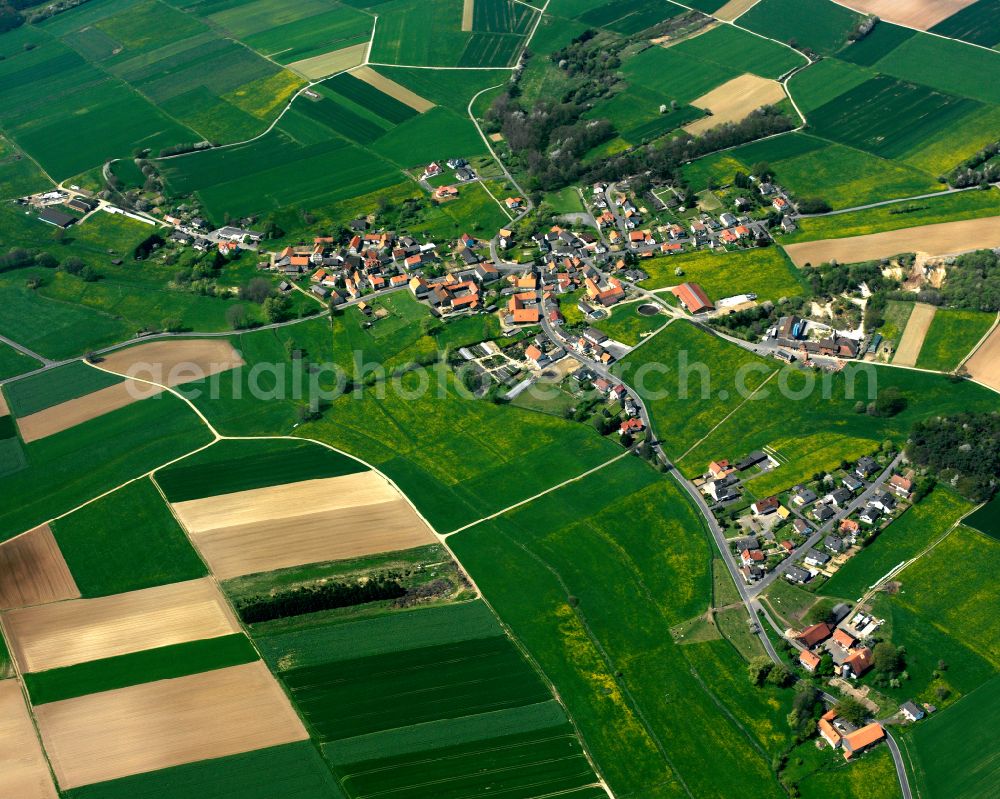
[0,681,58,799]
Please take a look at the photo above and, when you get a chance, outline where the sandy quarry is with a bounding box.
[0,681,59,799]
[98,339,244,388]
[15,379,160,443]
[1,578,240,673]
[836,0,978,30]
[684,74,787,135]
[289,42,367,80]
[783,216,1000,267]
[0,524,79,609]
[171,473,436,579]
[352,66,435,112]
[34,661,308,789]
[964,319,1000,392]
[892,302,937,366]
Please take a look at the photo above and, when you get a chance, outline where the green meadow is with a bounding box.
[0,342,38,382]
[3,360,122,417]
[914,309,995,372]
[738,0,861,56]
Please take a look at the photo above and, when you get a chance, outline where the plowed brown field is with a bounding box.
[0,524,79,609]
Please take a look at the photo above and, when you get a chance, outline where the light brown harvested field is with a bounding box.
[683,74,786,135]
[0,389,9,417]
[714,0,760,21]
[355,66,435,112]
[288,42,367,80]
[2,578,240,673]
[0,524,79,609]
[964,319,1000,392]
[462,0,474,31]
[34,661,307,789]
[15,380,160,443]
[98,339,243,388]
[0,681,59,799]
[893,302,937,366]
[172,474,435,579]
[836,0,978,29]
[783,216,1000,267]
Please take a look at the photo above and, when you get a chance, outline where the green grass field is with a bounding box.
[450,456,791,799]
[594,302,668,345]
[638,247,807,302]
[0,134,51,200]
[786,59,873,115]
[964,495,1000,540]
[3,360,122,417]
[51,477,206,596]
[62,741,346,799]
[784,187,1000,242]
[672,23,806,79]
[620,44,741,106]
[0,342,40,382]
[820,487,974,601]
[155,438,366,502]
[0,393,212,542]
[838,22,915,67]
[930,0,1000,48]
[795,745,902,799]
[24,634,258,703]
[738,0,862,55]
[878,300,914,347]
[903,674,1000,799]
[914,309,995,372]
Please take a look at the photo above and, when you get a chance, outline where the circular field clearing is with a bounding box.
[637,304,661,316]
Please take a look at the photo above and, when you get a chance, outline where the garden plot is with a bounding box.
[839,0,978,29]
[0,680,59,799]
[15,379,156,443]
[97,339,244,387]
[893,302,937,366]
[34,661,308,789]
[0,524,79,609]
[1,578,240,673]
[782,215,1000,266]
[170,472,436,579]
[684,73,786,134]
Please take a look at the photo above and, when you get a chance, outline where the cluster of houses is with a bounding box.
[768,314,864,362]
[794,614,876,681]
[818,711,886,761]
[580,371,645,436]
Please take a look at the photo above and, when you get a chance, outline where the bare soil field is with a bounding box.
[783,216,1000,267]
[893,302,937,366]
[15,380,159,443]
[356,66,435,112]
[714,0,761,21]
[0,524,79,609]
[462,0,474,31]
[288,42,368,80]
[684,74,786,135]
[34,661,308,789]
[2,578,240,673]
[0,681,59,799]
[964,319,1000,392]
[171,474,435,579]
[98,340,243,388]
[837,0,978,29]
[0,390,9,417]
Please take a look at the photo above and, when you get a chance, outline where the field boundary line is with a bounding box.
[675,369,779,463]
[444,451,631,537]
[365,14,378,64]
[366,63,514,70]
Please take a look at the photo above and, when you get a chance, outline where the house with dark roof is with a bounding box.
[785,565,810,584]
[38,208,76,228]
[855,456,879,479]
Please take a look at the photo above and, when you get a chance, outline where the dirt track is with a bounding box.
[172,474,436,579]
[893,302,937,366]
[684,74,786,135]
[0,524,79,609]
[964,320,1000,392]
[353,66,435,112]
[98,339,243,387]
[15,380,160,443]
[2,578,240,673]
[836,0,977,29]
[34,661,308,789]
[0,681,59,799]
[783,216,1000,267]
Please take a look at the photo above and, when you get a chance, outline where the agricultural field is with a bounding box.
[50,477,206,597]
[784,186,1000,242]
[62,742,346,799]
[253,600,606,799]
[450,455,794,799]
[0,391,213,541]
[902,675,1000,799]
[0,522,79,610]
[878,300,915,348]
[578,0,685,35]
[0,134,50,200]
[964,495,1000,540]
[930,0,1000,47]
[790,743,902,799]
[638,247,807,304]
[3,360,121,418]
[738,0,862,55]
[0,342,39,382]
[820,487,974,601]
[0,680,59,799]
[837,21,916,67]
[913,308,995,371]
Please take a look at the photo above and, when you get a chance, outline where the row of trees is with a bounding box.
[236,573,407,623]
